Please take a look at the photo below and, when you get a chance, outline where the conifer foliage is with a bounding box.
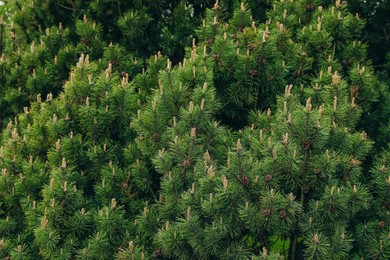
[0,0,389,259]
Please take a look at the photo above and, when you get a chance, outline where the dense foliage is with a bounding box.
[0,0,388,259]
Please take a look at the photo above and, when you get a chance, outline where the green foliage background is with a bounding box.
[0,0,388,259]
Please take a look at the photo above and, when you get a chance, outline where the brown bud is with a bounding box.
[152,133,160,142]
[182,159,191,168]
[240,175,249,186]
[279,209,287,218]
[264,174,273,182]
[262,208,271,217]
[153,249,161,258]
[378,221,385,229]
[302,140,311,150]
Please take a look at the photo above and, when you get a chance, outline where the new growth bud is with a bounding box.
[237,139,242,152]
[332,71,341,86]
[61,158,67,169]
[223,176,228,192]
[306,97,312,111]
[360,131,367,141]
[313,233,320,244]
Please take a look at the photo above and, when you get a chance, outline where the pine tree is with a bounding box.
[0,1,388,259]
[0,0,216,128]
